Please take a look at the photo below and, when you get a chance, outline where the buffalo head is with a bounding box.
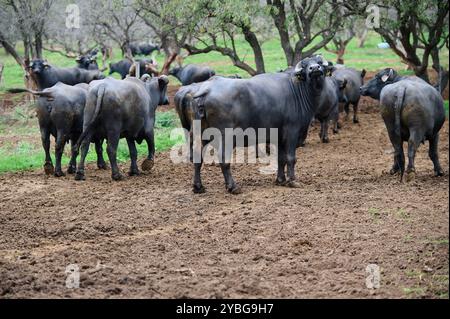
[294,55,332,82]
[360,68,397,100]
[29,59,50,74]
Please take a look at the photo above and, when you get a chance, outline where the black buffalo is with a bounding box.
[75,50,99,70]
[8,83,106,176]
[75,75,170,181]
[109,59,154,79]
[360,68,445,180]
[130,43,160,56]
[184,55,332,194]
[332,67,366,124]
[313,77,347,143]
[169,64,216,85]
[29,59,105,90]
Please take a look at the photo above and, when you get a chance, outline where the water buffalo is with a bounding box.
[130,43,160,56]
[332,67,366,124]
[7,83,106,176]
[75,50,99,70]
[29,59,105,90]
[169,64,216,85]
[314,77,347,143]
[187,55,332,194]
[75,75,170,181]
[109,59,154,79]
[360,68,445,180]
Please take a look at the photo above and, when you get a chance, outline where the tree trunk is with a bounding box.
[241,25,265,74]
[35,32,43,59]
[357,29,368,48]
[0,63,4,84]
[431,48,449,94]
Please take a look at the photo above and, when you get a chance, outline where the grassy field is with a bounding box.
[0,32,448,173]
[0,110,183,173]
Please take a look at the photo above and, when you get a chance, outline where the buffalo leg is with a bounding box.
[106,133,123,181]
[344,102,350,121]
[54,130,67,177]
[405,133,420,182]
[319,120,330,143]
[193,141,207,194]
[40,127,54,175]
[353,99,360,123]
[75,132,93,181]
[142,125,155,171]
[218,136,241,194]
[429,134,444,177]
[275,144,287,185]
[95,139,107,170]
[286,143,300,188]
[67,138,79,174]
[127,138,140,176]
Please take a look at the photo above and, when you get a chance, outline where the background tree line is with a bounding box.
[0,0,448,90]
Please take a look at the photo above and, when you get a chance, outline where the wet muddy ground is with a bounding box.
[0,88,448,299]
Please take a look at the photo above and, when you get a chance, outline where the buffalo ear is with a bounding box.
[158,75,169,88]
[381,68,394,82]
[294,63,306,81]
[75,56,82,62]
[341,79,348,89]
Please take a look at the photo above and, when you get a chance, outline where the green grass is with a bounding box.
[0,32,448,173]
[0,111,184,173]
[1,31,449,91]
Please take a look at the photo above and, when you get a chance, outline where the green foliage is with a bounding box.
[0,111,183,173]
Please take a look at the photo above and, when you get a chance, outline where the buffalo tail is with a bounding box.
[75,84,106,152]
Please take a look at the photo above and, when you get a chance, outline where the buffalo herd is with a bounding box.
[7,51,446,194]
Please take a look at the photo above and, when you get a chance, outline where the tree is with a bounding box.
[1,0,53,61]
[90,0,148,59]
[137,0,270,76]
[324,25,354,64]
[347,0,449,91]
[266,0,346,66]
[0,0,54,90]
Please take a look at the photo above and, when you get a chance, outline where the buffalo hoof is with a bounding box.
[435,170,444,177]
[275,179,287,186]
[333,129,339,134]
[286,180,301,188]
[321,137,330,144]
[74,172,85,181]
[97,162,108,170]
[44,163,54,176]
[67,166,76,174]
[405,169,416,183]
[128,169,140,177]
[337,122,343,129]
[142,159,154,172]
[390,167,400,175]
[193,184,206,194]
[227,185,242,195]
[112,173,124,181]
[54,170,66,178]
[353,118,359,124]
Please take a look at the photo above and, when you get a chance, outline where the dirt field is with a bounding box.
[0,94,448,299]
